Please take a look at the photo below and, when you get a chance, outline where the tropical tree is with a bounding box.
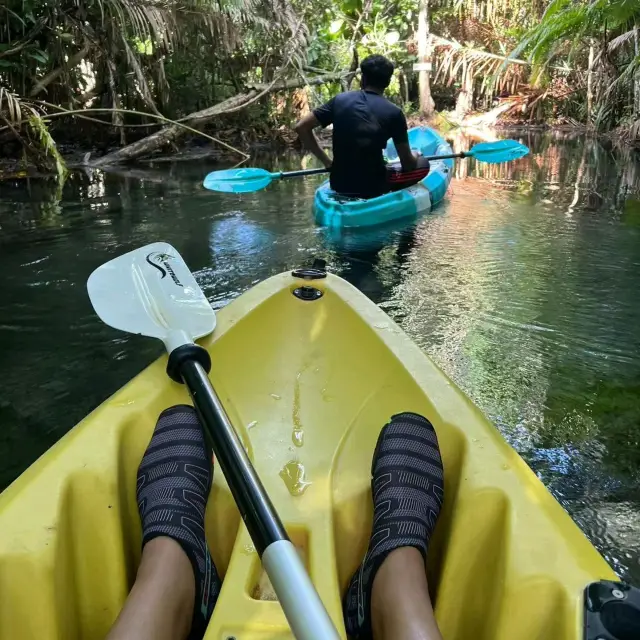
[3,0,640,170]
[0,0,306,169]
[417,0,435,116]
[515,0,640,136]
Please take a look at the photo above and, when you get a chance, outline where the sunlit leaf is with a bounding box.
[329,19,344,34]
[384,30,400,45]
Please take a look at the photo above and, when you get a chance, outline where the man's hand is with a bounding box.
[395,142,418,172]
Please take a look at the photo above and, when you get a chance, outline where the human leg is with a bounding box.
[343,412,445,640]
[370,547,443,640]
[107,537,195,640]
[107,405,222,640]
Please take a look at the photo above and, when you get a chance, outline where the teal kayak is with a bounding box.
[314,127,453,229]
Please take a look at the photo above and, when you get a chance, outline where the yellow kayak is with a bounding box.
[0,266,621,639]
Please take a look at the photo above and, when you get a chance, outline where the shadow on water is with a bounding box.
[321,217,421,302]
[2,130,640,582]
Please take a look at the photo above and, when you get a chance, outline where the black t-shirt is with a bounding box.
[313,90,408,198]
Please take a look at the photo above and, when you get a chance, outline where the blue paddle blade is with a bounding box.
[203,168,277,193]
[467,140,529,164]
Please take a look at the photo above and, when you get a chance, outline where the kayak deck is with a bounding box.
[314,127,453,229]
[0,271,615,639]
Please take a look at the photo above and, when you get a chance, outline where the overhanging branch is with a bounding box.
[94,70,351,165]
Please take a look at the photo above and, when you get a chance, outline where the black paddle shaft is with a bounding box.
[280,167,329,179]
[279,155,467,180]
[423,151,465,161]
[176,355,288,555]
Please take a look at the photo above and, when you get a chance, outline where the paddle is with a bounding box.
[203,167,329,193]
[87,243,339,640]
[436,139,530,163]
[202,139,529,194]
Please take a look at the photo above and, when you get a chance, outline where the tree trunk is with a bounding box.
[345,47,360,91]
[586,42,595,124]
[634,28,640,119]
[417,0,434,117]
[455,59,473,118]
[93,71,351,166]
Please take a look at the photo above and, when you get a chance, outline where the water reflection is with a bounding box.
[384,129,640,582]
[324,220,418,301]
[1,130,640,583]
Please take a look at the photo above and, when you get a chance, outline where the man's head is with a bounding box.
[360,55,394,92]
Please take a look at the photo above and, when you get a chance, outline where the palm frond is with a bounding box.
[604,53,640,98]
[0,87,22,126]
[608,28,638,53]
[433,36,529,98]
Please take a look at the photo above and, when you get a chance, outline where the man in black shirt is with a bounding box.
[295,55,429,199]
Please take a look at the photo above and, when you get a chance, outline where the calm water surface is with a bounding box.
[2,131,640,582]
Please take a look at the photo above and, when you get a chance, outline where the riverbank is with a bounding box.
[1,112,637,183]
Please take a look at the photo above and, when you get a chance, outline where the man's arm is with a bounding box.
[391,111,418,172]
[294,113,333,169]
[395,142,418,172]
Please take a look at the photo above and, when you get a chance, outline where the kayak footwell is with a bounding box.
[0,272,616,639]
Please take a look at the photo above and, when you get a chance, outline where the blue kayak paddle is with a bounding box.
[203,167,329,193]
[202,139,529,194]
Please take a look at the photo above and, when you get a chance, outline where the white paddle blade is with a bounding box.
[87,242,216,352]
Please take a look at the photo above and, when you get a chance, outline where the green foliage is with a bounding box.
[27,115,68,181]
[133,38,154,56]
[515,0,640,132]
[0,0,306,122]
[0,0,639,158]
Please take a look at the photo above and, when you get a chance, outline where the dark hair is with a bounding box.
[360,55,395,90]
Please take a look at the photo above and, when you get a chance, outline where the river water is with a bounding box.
[1,131,640,583]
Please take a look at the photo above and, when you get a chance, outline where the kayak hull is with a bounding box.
[314,127,453,229]
[0,271,616,639]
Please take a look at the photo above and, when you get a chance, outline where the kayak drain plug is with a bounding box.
[293,286,323,301]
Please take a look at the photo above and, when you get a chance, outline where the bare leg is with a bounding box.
[107,537,194,640]
[371,547,443,640]
[343,413,445,640]
[108,406,222,640]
